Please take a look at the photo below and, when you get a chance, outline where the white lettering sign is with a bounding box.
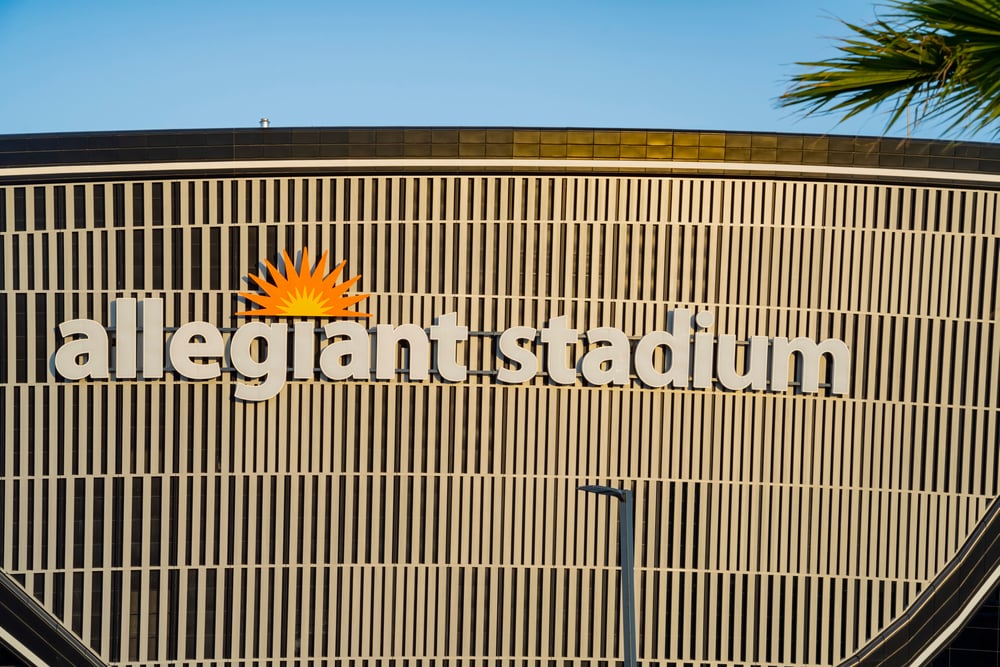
[53,299,851,401]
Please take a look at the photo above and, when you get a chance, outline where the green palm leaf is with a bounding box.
[781,0,1000,135]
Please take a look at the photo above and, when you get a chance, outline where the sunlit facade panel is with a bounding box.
[2,128,1000,666]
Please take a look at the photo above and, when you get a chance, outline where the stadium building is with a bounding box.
[3,127,1000,666]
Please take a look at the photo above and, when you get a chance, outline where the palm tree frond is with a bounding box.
[780,0,1000,135]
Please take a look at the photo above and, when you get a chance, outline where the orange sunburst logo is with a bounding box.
[236,248,371,318]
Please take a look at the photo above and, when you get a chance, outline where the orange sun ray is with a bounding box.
[330,274,362,298]
[314,251,330,277]
[281,250,297,279]
[246,272,279,294]
[320,259,347,289]
[237,292,273,307]
[263,259,289,290]
[235,248,372,318]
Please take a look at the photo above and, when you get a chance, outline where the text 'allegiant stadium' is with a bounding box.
[52,298,850,401]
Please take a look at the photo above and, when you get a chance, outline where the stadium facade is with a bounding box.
[3,127,1000,666]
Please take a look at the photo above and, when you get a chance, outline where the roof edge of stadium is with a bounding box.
[0,127,997,179]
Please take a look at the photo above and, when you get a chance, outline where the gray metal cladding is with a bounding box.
[2,168,999,666]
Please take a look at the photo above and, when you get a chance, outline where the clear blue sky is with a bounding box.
[0,0,985,141]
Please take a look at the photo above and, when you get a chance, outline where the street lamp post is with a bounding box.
[578,485,636,667]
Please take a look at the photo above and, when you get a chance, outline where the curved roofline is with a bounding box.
[0,126,998,180]
[0,569,106,667]
[842,494,1000,666]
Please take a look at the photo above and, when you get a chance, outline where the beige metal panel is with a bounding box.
[22,186,35,241]
[1,186,11,232]
[567,179,591,298]
[4,168,999,665]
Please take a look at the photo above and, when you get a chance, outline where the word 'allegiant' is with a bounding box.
[54,299,850,401]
